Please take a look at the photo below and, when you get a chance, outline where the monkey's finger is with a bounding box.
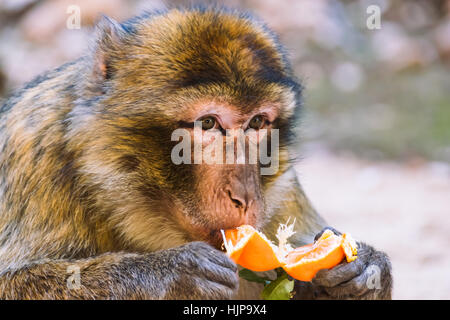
[312,242,374,287]
[194,279,237,300]
[198,266,239,290]
[196,258,239,289]
[312,258,366,288]
[322,266,376,298]
[203,251,238,272]
[314,227,342,242]
[323,249,392,299]
[189,241,238,271]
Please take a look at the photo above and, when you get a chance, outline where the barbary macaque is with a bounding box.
[0,7,392,299]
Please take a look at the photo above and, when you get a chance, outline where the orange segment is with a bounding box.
[223,225,255,263]
[341,233,358,262]
[223,225,281,272]
[237,232,281,272]
[281,243,314,262]
[282,230,346,282]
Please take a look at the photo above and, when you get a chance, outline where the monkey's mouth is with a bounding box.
[176,200,261,250]
[206,229,229,250]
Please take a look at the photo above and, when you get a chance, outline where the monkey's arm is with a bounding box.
[0,253,156,299]
[263,168,393,300]
[0,242,238,299]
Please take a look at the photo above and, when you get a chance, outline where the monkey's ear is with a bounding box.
[89,15,128,92]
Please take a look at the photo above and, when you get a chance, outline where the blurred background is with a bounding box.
[0,0,449,299]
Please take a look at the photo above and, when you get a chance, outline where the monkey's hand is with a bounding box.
[294,227,393,300]
[159,241,239,299]
[0,241,238,299]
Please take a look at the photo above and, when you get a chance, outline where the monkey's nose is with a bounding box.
[227,189,251,212]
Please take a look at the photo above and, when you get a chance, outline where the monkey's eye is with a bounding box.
[200,116,217,130]
[248,115,265,130]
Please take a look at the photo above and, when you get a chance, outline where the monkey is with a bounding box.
[0,7,392,299]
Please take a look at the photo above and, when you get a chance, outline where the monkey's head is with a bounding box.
[72,8,302,251]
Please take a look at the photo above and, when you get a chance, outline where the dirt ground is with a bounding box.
[294,145,450,299]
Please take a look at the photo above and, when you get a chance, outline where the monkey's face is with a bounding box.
[99,95,297,249]
[167,100,284,247]
[85,9,302,250]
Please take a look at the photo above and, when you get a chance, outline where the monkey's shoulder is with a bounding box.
[1,59,84,121]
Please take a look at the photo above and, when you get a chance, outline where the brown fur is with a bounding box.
[0,7,391,299]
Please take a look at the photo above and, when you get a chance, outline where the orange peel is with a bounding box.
[222,223,358,281]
